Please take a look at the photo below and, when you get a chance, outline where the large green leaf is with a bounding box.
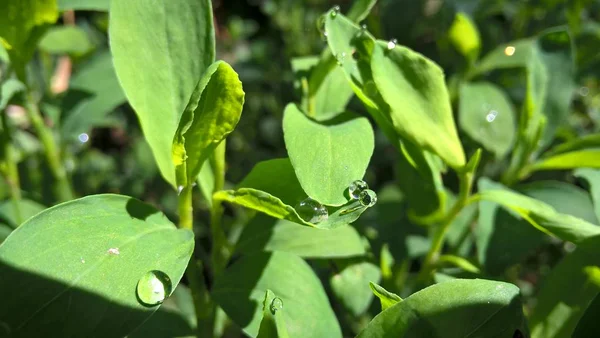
[212,252,342,338]
[110,0,215,187]
[529,235,600,338]
[331,261,381,316]
[357,279,528,337]
[61,51,126,140]
[58,0,109,11]
[283,103,374,206]
[236,214,366,258]
[0,194,194,337]
[458,82,516,158]
[172,61,244,187]
[38,26,92,56]
[0,0,58,80]
[576,168,600,221]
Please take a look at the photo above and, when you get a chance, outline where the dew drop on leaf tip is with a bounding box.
[359,189,377,207]
[348,180,369,199]
[330,5,340,18]
[295,198,328,223]
[136,270,172,306]
[270,297,283,314]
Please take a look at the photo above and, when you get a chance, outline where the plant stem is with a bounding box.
[210,141,230,277]
[1,110,23,225]
[178,184,214,338]
[24,92,73,202]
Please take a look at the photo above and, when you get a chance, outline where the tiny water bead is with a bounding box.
[486,110,498,122]
[78,133,89,143]
[504,45,516,56]
[136,270,172,306]
[330,5,340,18]
[387,39,397,51]
[270,297,284,314]
[358,189,377,207]
[336,52,346,66]
[348,180,369,199]
[295,198,329,223]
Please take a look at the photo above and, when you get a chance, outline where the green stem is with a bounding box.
[210,141,230,277]
[1,110,23,225]
[178,184,214,338]
[24,92,73,202]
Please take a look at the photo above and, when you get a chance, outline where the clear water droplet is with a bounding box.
[270,297,283,314]
[486,110,498,122]
[336,52,346,66]
[358,189,377,207]
[295,198,328,223]
[137,270,172,306]
[348,180,369,199]
[78,133,89,143]
[177,185,184,195]
[361,24,367,31]
[364,80,377,98]
[504,46,516,56]
[387,39,397,50]
[330,5,340,18]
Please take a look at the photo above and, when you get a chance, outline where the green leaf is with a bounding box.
[575,168,600,222]
[448,12,481,63]
[474,39,535,75]
[437,255,481,274]
[58,0,109,11]
[331,261,381,316]
[357,279,528,337]
[212,252,342,338]
[237,159,306,206]
[573,293,600,338]
[544,133,600,157]
[257,289,289,338]
[0,0,58,80]
[0,223,11,243]
[368,36,465,168]
[477,182,600,244]
[110,0,215,187]
[0,194,194,337]
[197,161,215,207]
[236,214,366,258]
[283,103,374,206]
[0,198,46,228]
[530,149,600,172]
[529,235,600,338]
[172,61,244,187]
[38,26,92,56]
[369,282,402,312]
[0,78,25,110]
[458,82,516,158]
[61,51,126,139]
[346,0,378,22]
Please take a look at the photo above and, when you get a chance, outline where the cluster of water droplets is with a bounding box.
[349,179,378,207]
[136,270,172,306]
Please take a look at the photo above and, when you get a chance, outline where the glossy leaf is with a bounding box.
[38,26,92,56]
[58,0,109,11]
[357,279,528,337]
[283,103,374,206]
[0,194,194,337]
[212,252,342,338]
[369,282,402,311]
[0,0,58,80]
[331,261,381,316]
[236,214,366,258]
[448,12,480,63]
[110,0,215,187]
[458,82,516,158]
[173,61,244,187]
[257,289,289,338]
[529,235,600,338]
[575,168,600,221]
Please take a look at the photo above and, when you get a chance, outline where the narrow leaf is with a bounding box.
[369,282,402,311]
[530,149,600,172]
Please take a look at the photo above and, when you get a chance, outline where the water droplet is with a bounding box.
[348,180,369,199]
[364,80,377,98]
[330,5,340,18]
[177,185,184,195]
[80,257,85,264]
[358,189,377,207]
[504,46,515,56]
[78,133,89,143]
[486,110,498,122]
[580,86,589,97]
[336,52,346,66]
[107,247,120,255]
[270,297,283,314]
[387,39,397,50]
[136,270,172,306]
[295,198,328,223]
[361,24,367,31]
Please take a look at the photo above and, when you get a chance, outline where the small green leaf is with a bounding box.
[58,0,109,11]
[257,289,289,338]
[212,252,342,338]
[575,168,600,222]
[0,0,58,80]
[236,159,305,206]
[437,255,481,274]
[0,195,194,337]
[369,282,402,311]
[236,214,366,258]
[346,0,377,22]
[38,26,92,56]
[331,261,381,316]
[530,149,600,172]
[544,133,600,157]
[0,198,45,228]
[357,279,528,337]
[173,61,244,187]
[0,79,25,110]
[110,0,215,187]
[458,82,516,158]
[448,12,481,63]
[283,103,374,206]
[529,235,600,338]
